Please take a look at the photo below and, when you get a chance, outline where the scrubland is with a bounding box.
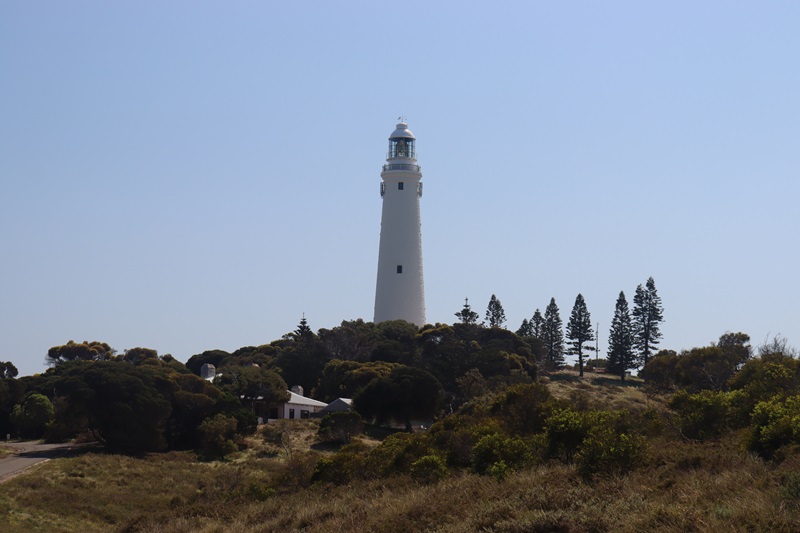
[1,373,799,533]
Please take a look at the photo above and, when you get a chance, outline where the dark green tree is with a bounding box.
[46,340,115,366]
[0,361,18,379]
[516,319,533,338]
[607,291,635,380]
[531,310,545,339]
[566,294,595,377]
[119,347,158,366]
[632,277,664,367]
[213,365,290,405]
[11,393,54,438]
[354,366,441,432]
[485,294,506,328]
[293,314,313,340]
[454,298,480,325]
[542,298,565,368]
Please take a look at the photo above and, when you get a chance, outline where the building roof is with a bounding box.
[286,390,327,408]
[320,398,353,412]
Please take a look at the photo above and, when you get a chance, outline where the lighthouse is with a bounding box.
[373,121,426,326]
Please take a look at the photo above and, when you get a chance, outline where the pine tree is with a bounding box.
[632,277,664,368]
[542,298,565,368]
[516,318,533,337]
[531,309,545,340]
[293,314,313,340]
[607,291,635,380]
[454,298,480,325]
[485,294,506,328]
[566,294,595,377]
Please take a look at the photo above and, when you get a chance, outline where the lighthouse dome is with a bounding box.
[389,122,415,140]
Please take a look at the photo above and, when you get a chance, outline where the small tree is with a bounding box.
[632,277,664,367]
[607,291,636,380]
[0,361,19,379]
[542,298,565,368]
[198,414,239,459]
[11,393,54,438]
[530,310,545,339]
[566,294,595,377]
[485,295,506,328]
[516,319,533,337]
[318,411,363,444]
[454,298,480,325]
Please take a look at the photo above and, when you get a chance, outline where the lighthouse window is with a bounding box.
[397,265,403,274]
[398,182,404,190]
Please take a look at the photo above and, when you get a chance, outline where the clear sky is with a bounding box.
[2,1,798,377]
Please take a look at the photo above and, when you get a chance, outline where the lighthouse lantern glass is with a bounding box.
[389,138,415,159]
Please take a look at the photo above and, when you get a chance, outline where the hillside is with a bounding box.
[1,370,799,532]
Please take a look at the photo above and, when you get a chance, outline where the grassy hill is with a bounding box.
[1,371,799,532]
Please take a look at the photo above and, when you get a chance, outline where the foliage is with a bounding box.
[575,425,645,479]
[566,293,595,377]
[315,359,399,402]
[607,291,636,380]
[669,390,732,440]
[213,365,289,404]
[454,298,480,325]
[747,395,800,459]
[484,294,507,328]
[11,393,54,438]
[0,361,18,379]
[410,454,449,483]
[490,383,556,436]
[632,277,664,367]
[198,414,239,459]
[472,432,531,475]
[542,298,565,369]
[354,366,441,431]
[318,411,363,444]
[46,340,115,366]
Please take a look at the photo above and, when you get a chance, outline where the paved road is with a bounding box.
[0,441,84,483]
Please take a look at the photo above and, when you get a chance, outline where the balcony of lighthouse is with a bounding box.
[382,162,421,172]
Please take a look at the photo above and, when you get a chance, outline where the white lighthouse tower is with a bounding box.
[373,121,426,326]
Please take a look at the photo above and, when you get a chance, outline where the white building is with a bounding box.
[373,121,426,326]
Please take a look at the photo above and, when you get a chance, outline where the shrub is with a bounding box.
[669,390,732,440]
[747,395,800,459]
[198,414,238,459]
[364,432,434,477]
[544,408,594,462]
[576,426,645,479]
[318,411,363,444]
[312,451,367,485]
[409,454,448,483]
[472,432,531,475]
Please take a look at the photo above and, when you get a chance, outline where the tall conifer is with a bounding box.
[543,298,565,368]
[632,277,664,367]
[566,294,595,377]
[607,291,635,380]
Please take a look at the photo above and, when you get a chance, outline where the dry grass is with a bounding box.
[1,378,798,532]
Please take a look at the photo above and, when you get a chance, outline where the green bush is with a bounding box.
[544,408,594,462]
[198,414,238,459]
[576,426,645,479]
[669,390,732,440]
[364,432,434,477]
[472,432,531,475]
[747,395,800,459]
[318,411,363,444]
[312,451,367,485]
[410,454,448,483]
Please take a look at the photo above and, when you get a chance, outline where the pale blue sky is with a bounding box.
[2,2,798,377]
